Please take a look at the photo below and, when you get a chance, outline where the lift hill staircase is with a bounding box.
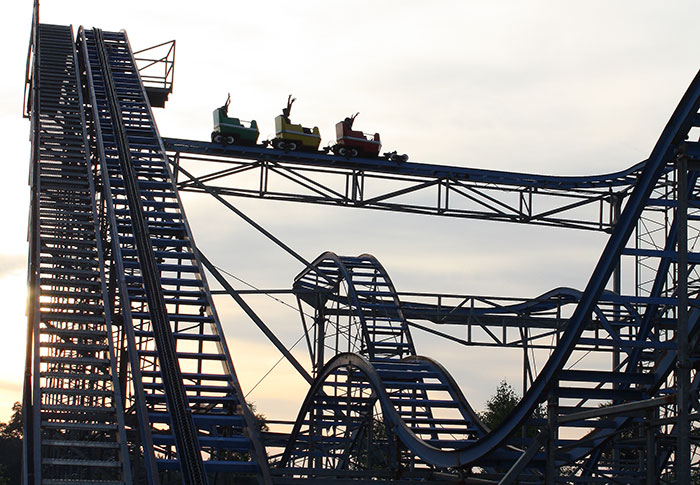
[27,23,131,484]
[25,22,271,484]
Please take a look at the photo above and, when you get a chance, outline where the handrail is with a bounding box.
[134,39,175,91]
[22,0,39,118]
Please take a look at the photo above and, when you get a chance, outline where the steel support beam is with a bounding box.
[498,430,547,485]
[199,252,313,384]
[558,395,676,424]
[677,154,690,483]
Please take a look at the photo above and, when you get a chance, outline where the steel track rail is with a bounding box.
[164,139,650,232]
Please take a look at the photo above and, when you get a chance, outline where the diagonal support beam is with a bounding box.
[175,163,334,286]
[499,430,548,485]
[199,252,313,384]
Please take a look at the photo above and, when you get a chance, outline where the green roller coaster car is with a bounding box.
[211,94,259,145]
[270,95,321,151]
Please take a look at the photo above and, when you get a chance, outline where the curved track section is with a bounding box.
[442,66,700,468]
[288,254,672,472]
[285,67,700,476]
[279,353,487,475]
[294,252,415,362]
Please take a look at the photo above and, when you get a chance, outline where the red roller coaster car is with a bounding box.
[329,113,408,162]
[331,113,381,158]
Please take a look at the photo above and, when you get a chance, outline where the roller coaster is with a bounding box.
[21,2,700,483]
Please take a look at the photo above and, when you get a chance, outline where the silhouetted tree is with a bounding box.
[0,401,23,484]
[479,380,520,430]
[479,380,545,438]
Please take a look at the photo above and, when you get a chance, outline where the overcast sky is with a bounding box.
[1,0,699,424]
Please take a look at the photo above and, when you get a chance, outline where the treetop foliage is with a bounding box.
[479,379,520,431]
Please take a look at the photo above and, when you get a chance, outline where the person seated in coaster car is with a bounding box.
[211,93,259,145]
[330,112,381,158]
[271,95,321,151]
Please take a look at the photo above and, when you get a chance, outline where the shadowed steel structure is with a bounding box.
[166,73,700,482]
[165,137,643,233]
[21,2,700,482]
[24,5,270,484]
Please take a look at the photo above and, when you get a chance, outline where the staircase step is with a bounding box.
[42,439,120,449]
[156,459,258,474]
[41,458,121,468]
[41,421,118,432]
[42,404,116,414]
[42,480,124,485]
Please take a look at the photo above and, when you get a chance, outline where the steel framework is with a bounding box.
[21,3,700,483]
[165,138,643,233]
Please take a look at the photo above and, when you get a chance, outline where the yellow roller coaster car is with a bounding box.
[270,95,321,151]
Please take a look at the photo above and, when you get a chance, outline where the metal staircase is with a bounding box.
[77,27,270,483]
[24,19,270,484]
[26,23,131,484]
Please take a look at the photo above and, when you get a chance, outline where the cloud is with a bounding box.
[0,380,21,395]
[0,254,26,278]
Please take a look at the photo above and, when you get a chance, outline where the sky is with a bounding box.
[1,0,700,425]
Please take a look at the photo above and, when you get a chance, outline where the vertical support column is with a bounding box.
[315,301,325,376]
[676,154,690,483]
[522,329,528,439]
[646,407,657,485]
[611,195,622,473]
[545,392,558,483]
[612,194,622,371]
[23,13,39,483]
[259,160,268,196]
[172,151,180,184]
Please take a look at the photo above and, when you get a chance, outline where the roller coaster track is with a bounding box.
[355,286,649,350]
[164,138,650,232]
[22,3,700,481]
[79,26,272,483]
[279,253,490,478]
[164,137,645,190]
[293,253,416,364]
[277,58,700,478]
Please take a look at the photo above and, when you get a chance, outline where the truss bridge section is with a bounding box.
[165,137,648,232]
